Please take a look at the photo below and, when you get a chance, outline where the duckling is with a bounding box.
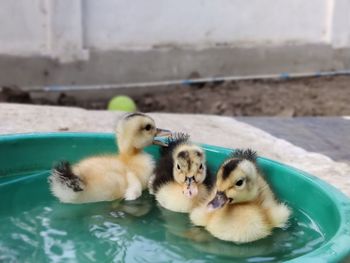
[49,112,171,204]
[150,133,213,213]
[190,149,291,243]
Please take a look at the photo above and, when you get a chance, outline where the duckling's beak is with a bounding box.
[156,128,172,137]
[153,128,172,146]
[182,178,198,198]
[207,191,228,211]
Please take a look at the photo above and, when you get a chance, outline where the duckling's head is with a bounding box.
[172,142,206,198]
[117,112,171,153]
[208,149,259,210]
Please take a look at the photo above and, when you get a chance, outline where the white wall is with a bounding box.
[85,0,330,50]
[0,0,47,54]
[331,0,350,47]
[0,0,349,62]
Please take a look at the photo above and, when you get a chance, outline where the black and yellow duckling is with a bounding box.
[149,133,213,213]
[190,149,291,243]
[49,112,171,203]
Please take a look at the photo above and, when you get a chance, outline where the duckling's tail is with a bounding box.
[48,161,84,203]
[269,203,291,228]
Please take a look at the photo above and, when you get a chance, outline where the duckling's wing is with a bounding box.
[203,163,215,191]
[152,152,174,193]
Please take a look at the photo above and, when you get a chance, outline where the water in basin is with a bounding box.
[0,170,326,263]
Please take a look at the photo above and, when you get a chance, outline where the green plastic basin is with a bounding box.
[0,133,349,262]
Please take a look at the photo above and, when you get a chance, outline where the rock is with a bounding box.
[277,108,295,117]
[1,86,31,103]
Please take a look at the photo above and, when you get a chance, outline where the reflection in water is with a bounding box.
[0,172,326,262]
[151,200,325,262]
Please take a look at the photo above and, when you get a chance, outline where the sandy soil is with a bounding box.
[1,76,350,116]
[135,76,350,116]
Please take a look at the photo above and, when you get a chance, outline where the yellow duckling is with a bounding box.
[49,112,171,203]
[190,149,291,243]
[149,133,213,213]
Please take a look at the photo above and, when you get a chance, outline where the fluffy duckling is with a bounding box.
[49,112,171,204]
[190,149,291,243]
[150,133,213,213]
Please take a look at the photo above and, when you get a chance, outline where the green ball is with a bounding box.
[108,95,137,112]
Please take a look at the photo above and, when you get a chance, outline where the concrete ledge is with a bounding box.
[1,103,349,196]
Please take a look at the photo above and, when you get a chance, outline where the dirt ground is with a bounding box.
[1,76,350,116]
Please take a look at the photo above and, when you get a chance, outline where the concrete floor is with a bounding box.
[238,117,350,165]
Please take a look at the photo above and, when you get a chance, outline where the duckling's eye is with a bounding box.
[144,124,152,131]
[177,164,181,170]
[199,163,203,170]
[235,179,244,187]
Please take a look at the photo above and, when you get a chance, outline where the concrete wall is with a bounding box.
[0,0,350,86]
